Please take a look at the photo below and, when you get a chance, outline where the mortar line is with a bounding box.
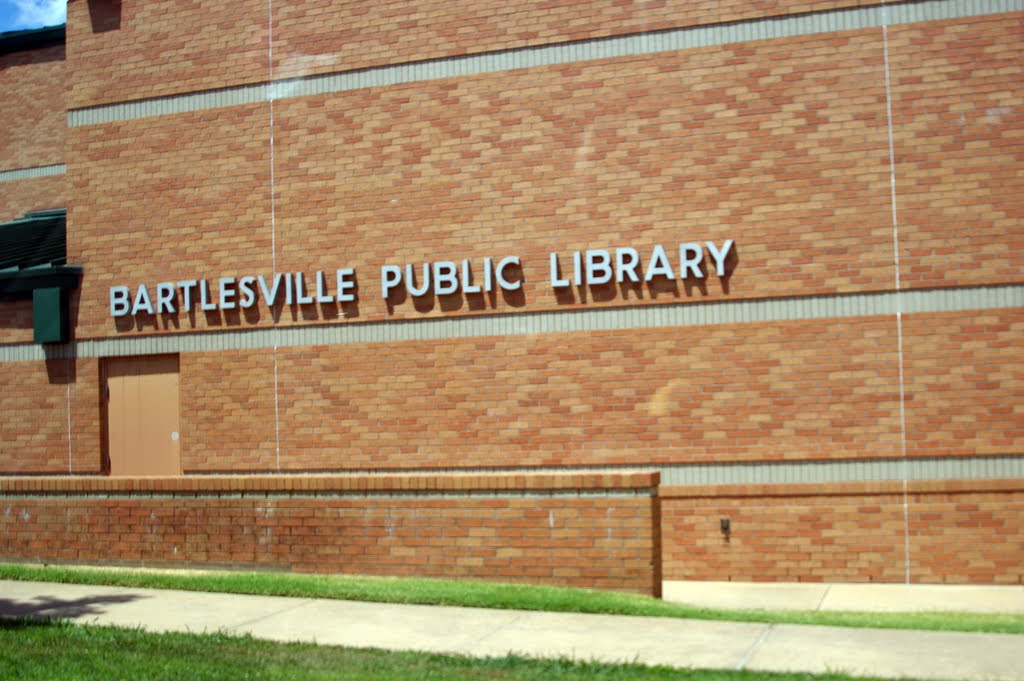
[65,358,72,473]
[734,624,774,670]
[268,0,281,473]
[457,610,527,653]
[880,1,912,586]
[227,596,317,632]
[273,345,281,473]
[267,0,277,276]
[815,584,832,611]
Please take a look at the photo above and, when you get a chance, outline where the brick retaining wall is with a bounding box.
[0,472,662,596]
[662,479,1024,584]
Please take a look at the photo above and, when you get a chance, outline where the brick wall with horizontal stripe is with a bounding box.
[66,14,1022,339]
[0,41,66,225]
[0,43,64,171]
[176,310,1021,473]
[0,358,101,474]
[3,308,1019,474]
[889,15,1024,290]
[662,480,1024,584]
[180,319,903,472]
[0,174,66,224]
[0,300,33,345]
[0,472,661,595]
[1,1,1019,588]
[67,0,882,108]
[71,29,897,336]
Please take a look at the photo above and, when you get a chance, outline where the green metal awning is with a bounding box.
[0,209,81,342]
[0,209,82,299]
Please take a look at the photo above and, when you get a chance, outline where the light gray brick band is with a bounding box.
[0,164,66,182]
[1,284,1021,362]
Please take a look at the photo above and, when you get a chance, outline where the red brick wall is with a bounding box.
[909,483,1024,584]
[67,104,273,339]
[903,309,1024,459]
[0,175,66,223]
[67,0,880,107]
[0,472,661,595]
[177,317,904,472]
[662,480,1024,584]
[272,31,893,307]
[0,358,101,474]
[70,28,898,339]
[4,307,1011,476]
[67,0,268,109]
[181,350,278,472]
[890,15,1024,289]
[271,0,881,82]
[0,43,64,170]
[0,300,33,345]
[7,309,1018,478]
[9,1,1019,591]
[67,15,1024,340]
[169,309,1021,472]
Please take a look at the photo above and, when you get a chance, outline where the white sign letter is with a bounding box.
[199,280,217,311]
[258,274,283,306]
[219,277,237,309]
[585,249,613,285]
[644,245,675,281]
[156,283,176,314]
[550,253,570,289]
[495,256,521,291]
[679,243,704,279]
[406,263,431,297]
[315,271,334,303]
[132,285,155,315]
[177,280,197,312]
[462,259,482,294]
[433,261,459,296]
[615,248,640,283]
[706,239,734,277]
[110,286,131,317]
[381,265,402,298]
[239,276,257,308]
[294,272,314,305]
[336,269,355,303]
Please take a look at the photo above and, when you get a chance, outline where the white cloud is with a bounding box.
[12,0,66,29]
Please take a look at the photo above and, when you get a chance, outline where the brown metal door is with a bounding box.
[105,354,181,476]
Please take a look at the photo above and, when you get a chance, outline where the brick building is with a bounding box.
[0,0,1021,595]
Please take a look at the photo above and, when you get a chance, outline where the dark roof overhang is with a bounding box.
[0,25,65,55]
[0,265,84,300]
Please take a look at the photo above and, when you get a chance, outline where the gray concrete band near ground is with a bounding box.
[2,579,1023,680]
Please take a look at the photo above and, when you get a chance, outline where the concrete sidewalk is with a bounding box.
[663,580,1024,614]
[2,580,1023,680]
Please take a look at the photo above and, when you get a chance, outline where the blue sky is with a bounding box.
[0,0,66,32]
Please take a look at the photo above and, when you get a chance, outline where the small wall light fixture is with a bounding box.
[720,517,731,534]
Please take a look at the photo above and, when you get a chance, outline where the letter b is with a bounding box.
[110,286,131,317]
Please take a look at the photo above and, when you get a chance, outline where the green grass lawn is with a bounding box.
[2,562,1021,634]
[0,619,930,681]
